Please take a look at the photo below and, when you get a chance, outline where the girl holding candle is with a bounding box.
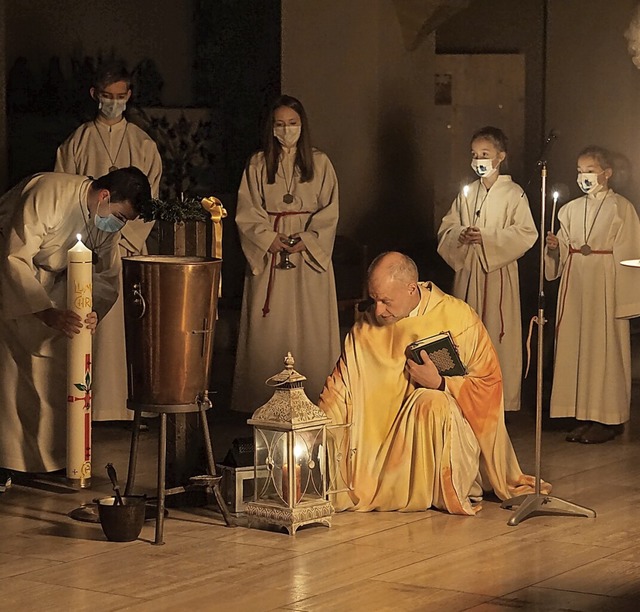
[545,146,640,443]
[437,126,538,412]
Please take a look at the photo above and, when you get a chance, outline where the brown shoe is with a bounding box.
[579,422,624,444]
[566,421,592,442]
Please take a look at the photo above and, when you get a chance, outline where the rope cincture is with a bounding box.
[556,247,613,337]
[262,210,312,317]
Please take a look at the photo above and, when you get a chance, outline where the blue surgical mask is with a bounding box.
[94,197,126,233]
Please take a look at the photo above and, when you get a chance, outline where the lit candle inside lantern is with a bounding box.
[282,444,304,505]
[551,191,559,235]
[66,234,93,488]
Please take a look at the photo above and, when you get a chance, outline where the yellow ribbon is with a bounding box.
[201,196,227,259]
[201,196,227,297]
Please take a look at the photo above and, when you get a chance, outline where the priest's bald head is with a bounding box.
[367,252,420,326]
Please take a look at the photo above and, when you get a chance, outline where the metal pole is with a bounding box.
[501,162,596,525]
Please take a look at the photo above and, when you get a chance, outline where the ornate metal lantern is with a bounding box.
[246,353,333,535]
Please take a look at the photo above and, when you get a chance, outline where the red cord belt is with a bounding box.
[262,210,312,317]
[556,247,613,334]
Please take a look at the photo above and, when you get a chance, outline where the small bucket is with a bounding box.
[97,495,147,542]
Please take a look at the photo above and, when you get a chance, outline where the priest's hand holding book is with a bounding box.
[405,350,445,390]
[404,331,467,390]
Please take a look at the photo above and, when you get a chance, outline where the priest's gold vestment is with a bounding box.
[319,282,547,514]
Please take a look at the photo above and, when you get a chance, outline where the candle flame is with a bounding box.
[463,185,469,197]
[76,233,82,241]
[553,191,559,201]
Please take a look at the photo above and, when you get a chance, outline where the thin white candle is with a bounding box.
[551,191,559,234]
[66,235,93,488]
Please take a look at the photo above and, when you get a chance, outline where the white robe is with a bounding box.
[437,175,538,411]
[0,173,120,472]
[55,118,162,421]
[232,148,341,412]
[545,189,640,424]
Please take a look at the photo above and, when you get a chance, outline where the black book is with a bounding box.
[406,331,467,376]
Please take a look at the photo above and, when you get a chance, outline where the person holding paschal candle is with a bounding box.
[437,126,537,412]
[545,146,640,444]
[0,168,150,485]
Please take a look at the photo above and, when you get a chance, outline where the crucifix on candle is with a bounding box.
[66,234,93,489]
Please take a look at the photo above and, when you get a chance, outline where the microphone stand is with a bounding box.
[500,146,596,526]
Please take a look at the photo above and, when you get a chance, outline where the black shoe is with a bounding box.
[0,468,12,493]
[566,421,592,442]
[579,422,624,444]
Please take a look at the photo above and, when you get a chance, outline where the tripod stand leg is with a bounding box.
[500,494,529,510]
[505,494,596,526]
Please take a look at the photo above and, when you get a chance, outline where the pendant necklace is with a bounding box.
[580,189,609,256]
[94,120,128,172]
[468,183,490,222]
[79,187,110,265]
[281,156,296,204]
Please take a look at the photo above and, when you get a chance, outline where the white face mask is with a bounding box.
[99,97,127,121]
[577,172,603,194]
[273,125,301,148]
[471,158,498,178]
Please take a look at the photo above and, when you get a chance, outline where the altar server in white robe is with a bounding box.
[0,168,151,474]
[232,94,340,412]
[438,126,537,411]
[546,146,640,444]
[55,62,162,421]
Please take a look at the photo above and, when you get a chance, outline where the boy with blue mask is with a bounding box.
[0,167,151,479]
[93,194,127,233]
[545,146,640,443]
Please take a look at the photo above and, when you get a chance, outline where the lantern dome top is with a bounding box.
[266,352,307,388]
[247,352,330,429]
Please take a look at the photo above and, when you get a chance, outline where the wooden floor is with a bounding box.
[1,403,640,612]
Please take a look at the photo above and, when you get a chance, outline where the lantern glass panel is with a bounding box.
[253,427,289,504]
[294,428,325,502]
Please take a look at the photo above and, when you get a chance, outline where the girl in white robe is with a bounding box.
[232,95,340,412]
[437,127,538,411]
[545,146,640,443]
